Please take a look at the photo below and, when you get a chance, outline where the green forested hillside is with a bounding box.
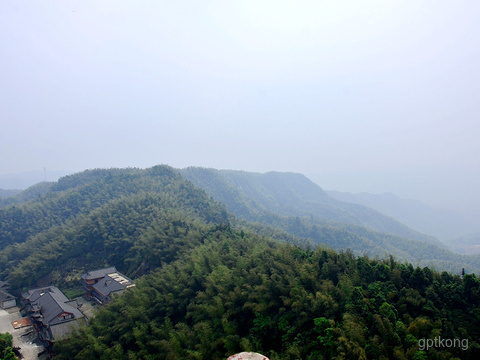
[1,193,218,290]
[53,228,480,360]
[0,188,21,201]
[1,165,479,359]
[0,167,214,250]
[179,167,480,274]
[247,213,480,274]
[0,166,230,291]
[1,165,479,293]
[0,166,308,293]
[179,167,439,245]
[0,182,52,209]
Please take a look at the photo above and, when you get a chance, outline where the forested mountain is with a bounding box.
[179,167,439,245]
[1,165,479,288]
[2,165,479,293]
[178,167,480,274]
[0,167,228,251]
[0,188,21,199]
[327,191,479,241]
[0,166,312,293]
[446,233,480,255]
[0,181,52,208]
[54,229,480,360]
[0,166,236,291]
[1,165,479,359]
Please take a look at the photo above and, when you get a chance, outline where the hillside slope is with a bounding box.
[179,167,439,245]
[0,166,233,290]
[53,231,480,360]
[0,188,21,199]
[327,190,479,241]
[179,167,480,273]
[0,166,230,251]
[1,165,479,360]
[2,165,479,291]
[0,166,312,292]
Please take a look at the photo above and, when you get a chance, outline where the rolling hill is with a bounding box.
[327,190,480,241]
[179,167,480,273]
[1,165,479,359]
[1,165,479,293]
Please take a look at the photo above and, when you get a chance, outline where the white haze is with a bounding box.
[1,1,479,221]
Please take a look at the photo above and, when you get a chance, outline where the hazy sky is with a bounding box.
[1,1,479,215]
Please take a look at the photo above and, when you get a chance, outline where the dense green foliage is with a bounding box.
[180,167,480,274]
[179,167,438,244]
[249,213,480,274]
[2,165,480,359]
[2,165,478,289]
[0,166,229,291]
[53,229,480,359]
[0,182,51,209]
[0,189,22,202]
[0,167,227,251]
[0,333,15,360]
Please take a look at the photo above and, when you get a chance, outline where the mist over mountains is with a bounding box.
[327,191,480,242]
[2,165,479,275]
[3,167,476,243]
[3,1,480,357]
[179,168,440,245]
[0,170,71,190]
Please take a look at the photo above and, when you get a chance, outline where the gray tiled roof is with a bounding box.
[0,289,15,302]
[24,286,83,327]
[92,273,134,298]
[22,286,69,303]
[81,266,117,280]
[36,292,83,326]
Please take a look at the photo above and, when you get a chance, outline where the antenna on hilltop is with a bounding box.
[44,167,47,182]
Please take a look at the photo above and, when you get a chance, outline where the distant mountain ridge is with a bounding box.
[0,188,21,200]
[179,167,440,246]
[447,232,480,255]
[0,182,53,208]
[0,170,71,190]
[178,167,480,273]
[327,190,480,241]
[2,165,479,280]
[0,166,234,290]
